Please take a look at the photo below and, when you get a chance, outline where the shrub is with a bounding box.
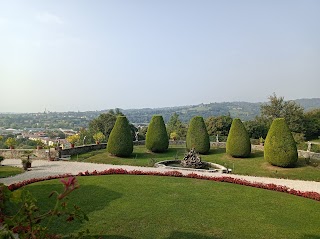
[66,134,80,144]
[186,116,210,154]
[145,115,169,152]
[264,118,298,167]
[5,137,17,148]
[226,118,251,157]
[93,131,105,143]
[107,116,133,157]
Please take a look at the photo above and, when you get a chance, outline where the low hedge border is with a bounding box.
[6,169,320,202]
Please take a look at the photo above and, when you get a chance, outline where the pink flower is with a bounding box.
[60,177,78,191]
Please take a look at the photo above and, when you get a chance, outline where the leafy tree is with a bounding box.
[138,126,148,140]
[170,132,179,141]
[93,131,105,143]
[166,113,187,139]
[146,115,169,152]
[205,115,233,137]
[78,128,94,145]
[260,93,305,133]
[244,117,268,139]
[264,118,298,167]
[107,116,133,157]
[226,118,251,158]
[5,137,17,149]
[186,116,210,154]
[88,109,123,140]
[66,134,80,145]
[303,109,320,140]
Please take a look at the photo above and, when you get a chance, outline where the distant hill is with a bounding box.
[0,98,318,130]
[294,98,320,111]
[121,98,320,123]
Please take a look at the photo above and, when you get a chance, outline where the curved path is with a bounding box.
[1,159,320,193]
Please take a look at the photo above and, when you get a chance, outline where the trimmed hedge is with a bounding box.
[145,115,169,152]
[186,116,210,154]
[107,116,133,157]
[226,118,251,158]
[264,118,298,167]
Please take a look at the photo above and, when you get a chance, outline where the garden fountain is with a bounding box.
[155,148,232,173]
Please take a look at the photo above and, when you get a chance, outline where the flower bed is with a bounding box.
[7,169,320,201]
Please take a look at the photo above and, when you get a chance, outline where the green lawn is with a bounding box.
[23,175,320,239]
[71,145,187,167]
[0,166,24,178]
[71,146,320,181]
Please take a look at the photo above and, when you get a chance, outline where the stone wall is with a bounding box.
[60,143,107,156]
[0,149,49,159]
[298,150,320,160]
[60,141,146,156]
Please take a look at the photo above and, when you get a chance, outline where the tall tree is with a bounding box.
[205,115,233,137]
[107,116,133,157]
[186,116,210,154]
[260,93,305,133]
[303,109,320,140]
[244,117,268,139]
[166,113,187,139]
[88,109,123,140]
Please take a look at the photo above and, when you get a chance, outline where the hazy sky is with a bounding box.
[1,0,319,113]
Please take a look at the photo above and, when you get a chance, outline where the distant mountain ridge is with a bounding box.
[0,99,318,129]
[120,98,320,123]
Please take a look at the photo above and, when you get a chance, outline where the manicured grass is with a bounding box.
[71,145,187,167]
[71,146,320,181]
[202,148,320,182]
[24,175,320,239]
[0,166,24,178]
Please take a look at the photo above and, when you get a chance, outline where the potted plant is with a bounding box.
[21,150,35,170]
[21,158,32,170]
[66,134,80,148]
[93,132,105,145]
[5,137,17,149]
[259,137,265,146]
[0,155,4,166]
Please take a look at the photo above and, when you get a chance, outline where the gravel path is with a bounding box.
[1,159,320,193]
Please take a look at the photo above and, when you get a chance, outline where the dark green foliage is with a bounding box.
[260,93,305,133]
[304,109,320,140]
[146,115,169,153]
[186,116,210,154]
[244,118,268,139]
[264,118,298,167]
[107,116,133,157]
[166,113,187,139]
[89,109,123,141]
[226,118,251,158]
[205,115,233,137]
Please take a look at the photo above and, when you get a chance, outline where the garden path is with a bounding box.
[1,159,320,194]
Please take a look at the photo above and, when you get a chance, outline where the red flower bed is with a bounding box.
[7,169,320,201]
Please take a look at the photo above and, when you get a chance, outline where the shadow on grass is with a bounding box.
[26,183,122,236]
[301,235,320,239]
[167,231,221,239]
[248,151,264,159]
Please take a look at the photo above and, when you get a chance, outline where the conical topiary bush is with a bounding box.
[186,116,210,154]
[264,118,298,167]
[226,118,251,158]
[107,116,133,157]
[146,115,169,152]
